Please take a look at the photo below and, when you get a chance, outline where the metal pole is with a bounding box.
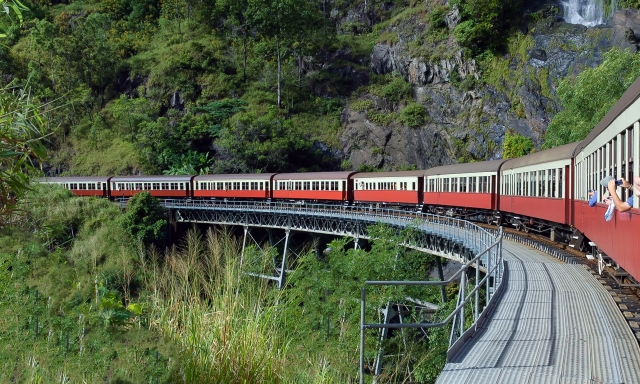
[240,226,248,267]
[486,240,491,304]
[459,272,465,338]
[475,258,479,321]
[278,229,290,290]
[360,288,366,384]
[436,257,447,303]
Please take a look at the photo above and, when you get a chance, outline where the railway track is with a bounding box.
[478,223,640,345]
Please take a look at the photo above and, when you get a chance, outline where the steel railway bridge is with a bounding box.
[155,198,640,383]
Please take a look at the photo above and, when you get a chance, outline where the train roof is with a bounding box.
[573,75,640,156]
[110,175,193,182]
[501,142,580,170]
[194,173,275,181]
[352,170,425,179]
[38,176,110,182]
[274,171,357,180]
[424,159,507,176]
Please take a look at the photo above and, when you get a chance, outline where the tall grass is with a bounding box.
[144,228,289,383]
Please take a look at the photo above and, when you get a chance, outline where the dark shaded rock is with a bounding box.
[115,70,146,98]
[529,49,548,62]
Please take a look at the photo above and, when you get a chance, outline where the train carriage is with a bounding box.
[193,174,275,199]
[272,172,355,202]
[38,176,111,197]
[110,176,193,198]
[499,142,579,239]
[572,76,640,280]
[424,160,505,219]
[352,171,425,205]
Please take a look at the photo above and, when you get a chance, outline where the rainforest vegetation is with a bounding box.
[3,0,640,382]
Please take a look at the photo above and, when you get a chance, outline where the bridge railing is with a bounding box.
[155,199,496,254]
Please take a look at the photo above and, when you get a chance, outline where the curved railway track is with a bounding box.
[478,223,640,344]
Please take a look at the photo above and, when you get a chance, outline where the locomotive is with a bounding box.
[40,76,640,283]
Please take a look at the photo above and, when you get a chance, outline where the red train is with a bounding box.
[40,76,640,283]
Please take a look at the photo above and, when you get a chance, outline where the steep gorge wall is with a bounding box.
[338,2,640,171]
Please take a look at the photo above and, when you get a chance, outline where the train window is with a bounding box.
[234,182,240,190]
[240,182,247,190]
[214,182,220,190]
[142,183,150,190]
[159,183,167,190]
[168,183,175,190]
[332,181,338,190]
[558,168,563,198]
[70,183,77,190]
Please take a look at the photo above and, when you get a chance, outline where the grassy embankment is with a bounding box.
[1,185,460,383]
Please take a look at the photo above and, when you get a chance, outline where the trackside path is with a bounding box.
[437,240,640,384]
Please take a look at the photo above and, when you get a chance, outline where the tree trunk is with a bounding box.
[298,51,302,89]
[277,36,281,109]
[49,51,55,93]
[243,34,247,82]
[100,69,104,108]
[176,1,181,33]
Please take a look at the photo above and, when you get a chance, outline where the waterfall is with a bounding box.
[561,0,619,26]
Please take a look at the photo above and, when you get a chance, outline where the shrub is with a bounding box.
[121,192,167,248]
[429,5,449,30]
[503,130,534,158]
[351,99,374,112]
[399,102,428,127]
[381,76,413,102]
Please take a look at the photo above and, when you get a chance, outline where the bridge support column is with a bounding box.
[354,237,359,250]
[277,229,291,290]
[240,226,249,267]
[436,257,447,303]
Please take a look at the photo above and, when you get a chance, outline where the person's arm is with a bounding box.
[608,179,632,212]
[588,191,598,207]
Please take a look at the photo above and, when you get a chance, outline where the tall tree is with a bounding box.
[248,0,320,108]
[219,0,252,81]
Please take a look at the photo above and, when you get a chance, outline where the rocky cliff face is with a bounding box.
[339,3,640,171]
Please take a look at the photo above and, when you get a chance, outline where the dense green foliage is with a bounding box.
[3,0,346,175]
[503,129,534,158]
[1,185,468,382]
[452,0,523,54]
[283,224,455,382]
[0,87,47,219]
[543,48,640,149]
[0,185,174,382]
[121,191,167,247]
[399,102,428,127]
